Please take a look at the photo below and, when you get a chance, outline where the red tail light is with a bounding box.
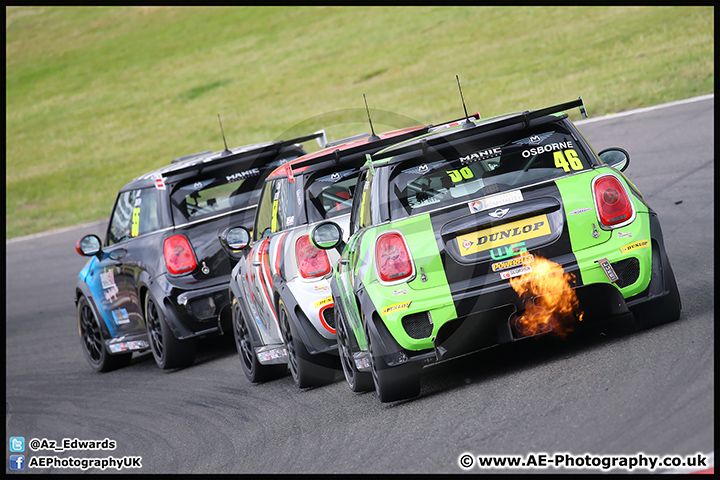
[164,235,197,275]
[375,232,414,283]
[593,175,634,227]
[296,235,331,278]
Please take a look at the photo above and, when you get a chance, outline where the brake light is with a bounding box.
[375,232,414,283]
[296,235,331,278]
[163,235,197,275]
[593,175,634,227]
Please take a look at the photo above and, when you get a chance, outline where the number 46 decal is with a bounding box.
[554,149,583,172]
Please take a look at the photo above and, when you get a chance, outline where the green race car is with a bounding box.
[311,98,681,402]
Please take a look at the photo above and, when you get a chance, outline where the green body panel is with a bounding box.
[358,214,457,351]
[555,168,652,299]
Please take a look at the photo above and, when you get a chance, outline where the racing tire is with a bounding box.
[145,292,196,369]
[631,246,682,330]
[77,295,132,372]
[336,307,373,393]
[231,295,286,383]
[365,319,421,403]
[278,300,336,389]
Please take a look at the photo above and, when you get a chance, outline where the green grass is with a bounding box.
[5,6,714,239]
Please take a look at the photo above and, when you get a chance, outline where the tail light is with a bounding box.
[296,235,331,278]
[164,235,197,275]
[375,232,414,283]
[593,174,634,228]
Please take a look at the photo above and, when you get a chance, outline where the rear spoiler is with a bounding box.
[373,97,588,161]
[274,130,327,149]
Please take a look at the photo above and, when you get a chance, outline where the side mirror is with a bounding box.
[76,234,102,257]
[220,226,251,252]
[598,147,630,172]
[310,221,345,252]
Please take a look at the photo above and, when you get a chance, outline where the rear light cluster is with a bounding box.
[164,235,197,275]
[593,174,634,228]
[296,235,331,278]
[375,232,414,283]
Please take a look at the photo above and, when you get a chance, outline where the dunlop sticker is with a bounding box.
[381,301,412,316]
[468,190,523,213]
[620,239,649,254]
[313,296,333,309]
[456,214,551,256]
[491,254,535,272]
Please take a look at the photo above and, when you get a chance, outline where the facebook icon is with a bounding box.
[9,454,25,470]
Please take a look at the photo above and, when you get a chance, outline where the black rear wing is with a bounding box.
[373,97,588,161]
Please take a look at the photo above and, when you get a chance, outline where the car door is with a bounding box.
[247,177,290,336]
[92,189,150,337]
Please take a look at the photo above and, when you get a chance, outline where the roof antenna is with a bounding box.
[456,75,475,129]
[217,114,232,156]
[364,94,381,141]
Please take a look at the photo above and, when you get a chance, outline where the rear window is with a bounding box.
[169,153,300,225]
[305,167,361,223]
[389,126,589,219]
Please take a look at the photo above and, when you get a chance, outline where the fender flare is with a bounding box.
[274,273,336,355]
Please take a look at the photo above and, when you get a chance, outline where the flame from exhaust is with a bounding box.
[509,256,584,338]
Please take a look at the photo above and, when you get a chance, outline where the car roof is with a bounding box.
[370,98,587,166]
[116,132,324,193]
[265,125,429,181]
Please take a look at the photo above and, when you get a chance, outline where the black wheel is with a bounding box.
[632,246,682,329]
[231,295,286,382]
[336,307,373,393]
[365,318,420,403]
[77,296,131,372]
[278,300,336,388]
[145,292,196,369]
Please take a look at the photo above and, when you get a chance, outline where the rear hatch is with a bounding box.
[385,121,599,309]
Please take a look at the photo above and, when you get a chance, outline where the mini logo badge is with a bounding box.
[488,208,510,219]
[331,172,341,181]
[418,164,429,173]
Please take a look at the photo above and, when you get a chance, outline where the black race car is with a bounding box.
[74,132,324,371]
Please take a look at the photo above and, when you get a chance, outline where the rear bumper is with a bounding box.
[159,276,233,340]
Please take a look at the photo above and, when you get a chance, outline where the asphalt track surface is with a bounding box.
[5,95,714,474]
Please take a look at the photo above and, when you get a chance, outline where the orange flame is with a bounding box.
[509,256,584,338]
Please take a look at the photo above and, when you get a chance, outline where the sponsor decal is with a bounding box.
[490,241,528,260]
[100,268,119,302]
[620,239,649,254]
[285,215,294,227]
[568,207,592,216]
[468,190,523,213]
[500,265,532,280]
[459,147,502,165]
[598,257,619,283]
[109,340,149,353]
[521,140,574,158]
[111,308,130,325]
[225,168,260,183]
[492,254,535,272]
[456,214,551,256]
[381,301,412,316]
[617,232,633,238]
[392,289,408,296]
[313,296,333,309]
[153,174,166,190]
[313,285,329,292]
[512,131,554,145]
